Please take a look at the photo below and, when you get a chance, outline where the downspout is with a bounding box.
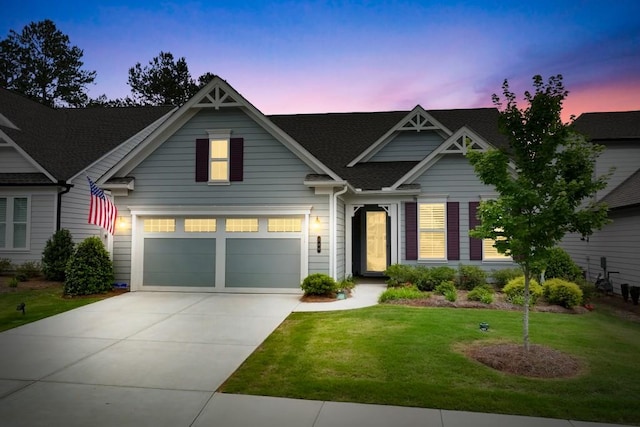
[56,181,73,231]
[331,185,348,280]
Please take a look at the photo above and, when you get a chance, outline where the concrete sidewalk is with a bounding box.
[0,285,634,426]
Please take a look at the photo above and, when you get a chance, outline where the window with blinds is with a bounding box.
[418,203,446,259]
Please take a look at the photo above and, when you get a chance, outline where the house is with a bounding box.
[2,76,522,291]
[0,88,174,265]
[561,111,640,292]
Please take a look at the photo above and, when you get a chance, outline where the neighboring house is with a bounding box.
[0,88,174,265]
[3,76,522,291]
[561,111,640,292]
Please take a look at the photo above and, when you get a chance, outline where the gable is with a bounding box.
[108,77,339,184]
[369,130,444,162]
[0,145,41,173]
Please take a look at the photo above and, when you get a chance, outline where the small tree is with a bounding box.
[467,75,610,351]
[64,236,114,296]
[42,229,75,281]
[0,19,96,107]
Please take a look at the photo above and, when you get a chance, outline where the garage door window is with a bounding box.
[268,218,302,232]
[144,219,175,232]
[185,218,217,232]
[226,218,258,232]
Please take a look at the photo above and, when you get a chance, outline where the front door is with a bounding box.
[353,206,390,276]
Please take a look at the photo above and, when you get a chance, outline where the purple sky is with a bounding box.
[3,1,639,121]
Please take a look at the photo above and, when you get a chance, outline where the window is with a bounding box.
[226,218,258,232]
[185,218,217,232]
[483,229,510,260]
[268,218,302,232]
[143,219,175,233]
[418,203,446,259]
[0,196,29,249]
[209,139,229,181]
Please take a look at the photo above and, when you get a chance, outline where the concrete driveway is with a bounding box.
[0,291,301,426]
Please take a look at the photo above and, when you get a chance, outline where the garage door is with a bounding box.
[140,216,304,290]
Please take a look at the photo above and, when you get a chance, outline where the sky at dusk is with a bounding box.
[2,1,639,121]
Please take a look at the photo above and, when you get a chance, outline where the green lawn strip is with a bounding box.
[0,286,108,332]
[220,306,640,426]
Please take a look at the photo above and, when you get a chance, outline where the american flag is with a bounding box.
[87,176,117,235]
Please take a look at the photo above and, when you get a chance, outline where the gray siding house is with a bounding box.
[4,76,561,292]
[561,111,640,293]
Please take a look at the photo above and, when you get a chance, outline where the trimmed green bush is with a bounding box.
[543,278,583,308]
[575,277,596,303]
[467,284,495,304]
[16,261,41,279]
[434,280,456,296]
[444,288,457,302]
[64,237,114,296]
[457,265,487,290]
[417,266,456,291]
[503,276,543,306]
[42,229,75,281]
[378,285,428,303]
[384,264,416,287]
[542,247,583,282]
[491,267,522,289]
[337,276,355,291]
[0,258,12,274]
[301,273,337,296]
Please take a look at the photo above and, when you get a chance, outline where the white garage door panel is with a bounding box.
[225,238,301,288]
[143,238,215,287]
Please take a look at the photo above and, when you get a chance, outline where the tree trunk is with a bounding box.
[523,265,530,352]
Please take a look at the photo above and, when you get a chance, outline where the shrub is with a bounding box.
[444,288,457,302]
[15,272,28,282]
[491,267,522,290]
[542,247,583,282]
[575,277,596,303]
[384,264,416,287]
[378,285,427,303]
[0,258,12,274]
[64,237,114,296]
[457,265,487,290]
[42,229,75,281]
[503,276,543,306]
[434,280,456,296]
[337,276,355,292]
[301,273,337,296]
[16,261,41,279]
[413,266,433,291]
[417,266,456,291]
[8,277,19,288]
[468,284,495,304]
[543,278,583,308]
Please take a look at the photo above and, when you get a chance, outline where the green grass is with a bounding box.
[220,305,640,426]
[0,285,110,332]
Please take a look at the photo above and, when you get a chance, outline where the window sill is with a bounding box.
[207,181,231,186]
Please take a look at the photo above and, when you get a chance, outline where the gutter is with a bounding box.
[56,181,73,231]
[330,185,348,280]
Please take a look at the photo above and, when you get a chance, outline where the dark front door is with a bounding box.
[352,206,390,276]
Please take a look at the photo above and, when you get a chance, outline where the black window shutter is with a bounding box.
[447,202,460,260]
[195,138,208,182]
[405,202,417,260]
[230,138,244,182]
[469,201,482,260]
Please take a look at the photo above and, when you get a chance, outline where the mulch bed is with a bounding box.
[464,342,584,378]
[0,275,128,298]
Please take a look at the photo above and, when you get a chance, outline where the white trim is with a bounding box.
[0,195,31,251]
[347,106,453,167]
[0,129,57,182]
[104,76,343,182]
[129,205,312,216]
[416,199,448,261]
[389,126,496,190]
[76,110,176,184]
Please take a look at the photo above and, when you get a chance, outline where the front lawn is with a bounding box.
[0,281,115,332]
[220,305,640,426]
